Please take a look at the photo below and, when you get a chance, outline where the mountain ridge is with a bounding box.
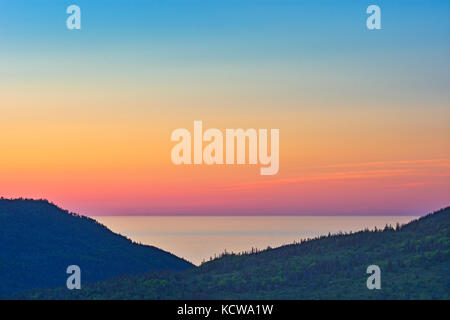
[12,204,450,299]
[0,198,194,298]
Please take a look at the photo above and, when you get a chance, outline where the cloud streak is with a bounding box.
[220,159,450,191]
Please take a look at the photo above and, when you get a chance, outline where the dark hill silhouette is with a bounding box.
[19,206,450,300]
[0,198,193,297]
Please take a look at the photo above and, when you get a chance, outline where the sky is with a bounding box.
[0,0,449,216]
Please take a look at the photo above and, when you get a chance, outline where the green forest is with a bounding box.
[0,198,193,298]
[14,206,450,300]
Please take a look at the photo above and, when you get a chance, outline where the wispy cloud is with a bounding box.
[220,159,450,191]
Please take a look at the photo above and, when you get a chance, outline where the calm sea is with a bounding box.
[94,216,418,265]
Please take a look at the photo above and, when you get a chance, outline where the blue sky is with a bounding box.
[0,1,449,216]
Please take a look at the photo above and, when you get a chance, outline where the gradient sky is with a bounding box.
[1,0,449,215]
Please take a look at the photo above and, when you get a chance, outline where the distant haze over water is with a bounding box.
[95,216,418,265]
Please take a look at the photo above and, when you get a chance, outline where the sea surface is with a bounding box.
[94,216,418,265]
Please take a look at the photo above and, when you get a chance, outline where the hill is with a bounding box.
[17,206,450,300]
[0,198,194,298]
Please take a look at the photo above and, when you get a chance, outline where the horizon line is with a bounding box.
[89,213,424,217]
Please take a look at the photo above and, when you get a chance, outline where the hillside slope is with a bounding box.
[0,199,194,297]
[20,206,450,300]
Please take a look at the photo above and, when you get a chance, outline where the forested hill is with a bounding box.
[21,206,450,300]
[0,198,194,298]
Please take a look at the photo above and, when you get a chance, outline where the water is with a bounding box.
[94,216,418,265]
